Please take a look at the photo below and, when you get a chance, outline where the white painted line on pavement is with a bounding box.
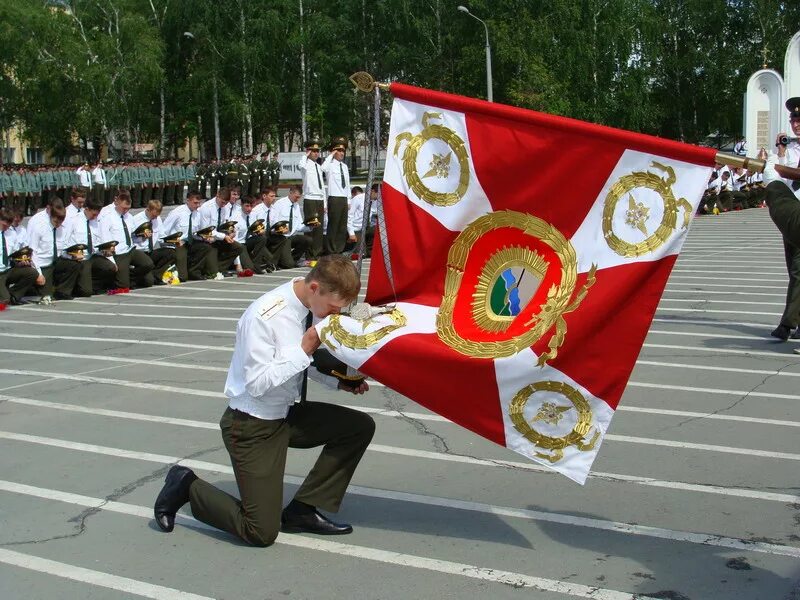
[0,350,228,372]
[636,359,800,381]
[666,282,784,290]
[0,319,235,335]
[0,548,215,600]
[0,405,796,504]
[647,328,793,343]
[651,317,773,329]
[0,481,658,600]
[656,307,780,317]
[667,275,785,283]
[0,332,232,351]
[1,444,798,561]
[643,342,797,359]
[660,298,784,307]
[664,289,785,297]
[8,307,238,322]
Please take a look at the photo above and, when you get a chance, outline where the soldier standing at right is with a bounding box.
[771,97,800,341]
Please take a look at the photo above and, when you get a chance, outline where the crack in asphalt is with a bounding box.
[381,387,452,455]
[0,443,222,547]
[657,360,799,432]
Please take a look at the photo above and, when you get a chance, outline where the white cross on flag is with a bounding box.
[317,83,716,483]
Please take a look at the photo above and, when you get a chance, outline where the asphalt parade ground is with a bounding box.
[0,208,798,600]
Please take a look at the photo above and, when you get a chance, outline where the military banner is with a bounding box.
[316,83,716,484]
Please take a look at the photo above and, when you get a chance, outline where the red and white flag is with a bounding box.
[317,84,716,483]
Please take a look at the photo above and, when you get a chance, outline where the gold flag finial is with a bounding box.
[349,72,389,93]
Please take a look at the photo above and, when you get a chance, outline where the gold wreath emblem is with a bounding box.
[437,211,597,365]
[393,111,470,207]
[603,161,694,258]
[319,308,407,350]
[508,380,600,463]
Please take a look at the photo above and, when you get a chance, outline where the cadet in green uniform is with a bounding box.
[268,153,281,188]
[153,255,374,546]
[0,168,12,208]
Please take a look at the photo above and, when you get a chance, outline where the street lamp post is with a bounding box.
[457,5,492,102]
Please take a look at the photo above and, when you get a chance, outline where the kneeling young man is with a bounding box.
[153,255,374,546]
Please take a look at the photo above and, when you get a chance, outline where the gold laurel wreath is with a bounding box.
[602,161,692,258]
[319,308,408,350]
[508,380,600,463]
[393,112,470,207]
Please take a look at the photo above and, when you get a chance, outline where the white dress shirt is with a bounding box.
[225,279,329,420]
[131,211,163,252]
[161,204,197,243]
[197,197,229,241]
[347,193,365,236]
[0,227,21,273]
[65,202,83,222]
[297,156,325,201]
[273,197,306,237]
[92,166,107,186]
[99,208,136,254]
[76,167,92,188]
[776,142,800,200]
[11,224,27,245]
[28,215,69,274]
[322,154,350,198]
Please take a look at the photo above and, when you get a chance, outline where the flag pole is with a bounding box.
[715,152,800,180]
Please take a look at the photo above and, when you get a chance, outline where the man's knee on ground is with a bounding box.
[244,520,280,548]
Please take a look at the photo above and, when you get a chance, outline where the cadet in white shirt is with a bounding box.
[273,184,314,268]
[161,191,214,281]
[65,189,87,222]
[62,197,115,296]
[237,196,274,273]
[0,208,38,306]
[27,199,81,300]
[197,186,244,275]
[297,140,325,259]
[321,136,351,255]
[345,184,376,257]
[255,187,291,268]
[75,162,93,190]
[132,199,180,284]
[153,255,374,545]
[91,161,108,205]
[98,190,154,289]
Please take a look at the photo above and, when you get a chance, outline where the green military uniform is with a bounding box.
[10,171,24,213]
[267,157,281,188]
[224,161,240,189]
[0,171,12,208]
[152,164,165,201]
[766,181,800,335]
[26,170,41,213]
[248,157,261,196]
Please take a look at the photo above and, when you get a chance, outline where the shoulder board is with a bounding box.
[258,297,287,321]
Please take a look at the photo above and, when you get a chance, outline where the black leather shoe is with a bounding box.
[771,324,792,341]
[154,465,197,532]
[264,263,277,273]
[280,506,353,535]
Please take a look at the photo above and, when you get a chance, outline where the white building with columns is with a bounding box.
[744,31,800,156]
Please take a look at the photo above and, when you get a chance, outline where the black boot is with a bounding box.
[153,465,197,532]
[771,324,792,342]
[280,499,352,535]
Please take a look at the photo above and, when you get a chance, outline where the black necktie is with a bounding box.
[52,227,58,262]
[121,214,131,246]
[288,204,294,233]
[266,208,271,230]
[314,162,321,189]
[86,219,93,254]
[217,206,222,226]
[245,215,251,239]
[187,211,193,244]
[1,231,7,267]
[340,162,345,188]
[148,221,154,253]
[300,311,314,403]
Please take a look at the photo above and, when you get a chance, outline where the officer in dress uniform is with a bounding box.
[268,152,281,188]
[322,137,351,255]
[770,96,800,341]
[298,140,325,259]
[153,255,374,546]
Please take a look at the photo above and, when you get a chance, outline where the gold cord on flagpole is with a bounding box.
[349,72,390,93]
